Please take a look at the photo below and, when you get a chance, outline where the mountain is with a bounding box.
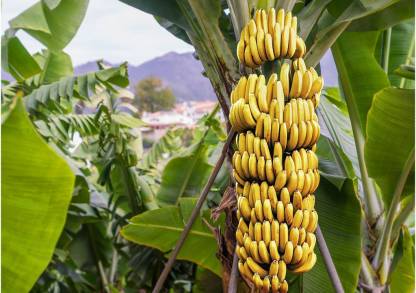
[75,52,216,101]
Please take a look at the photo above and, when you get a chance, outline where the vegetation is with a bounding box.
[1,0,414,293]
[134,76,176,114]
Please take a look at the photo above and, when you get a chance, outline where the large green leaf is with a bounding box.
[347,0,414,31]
[9,0,89,51]
[40,50,73,83]
[390,227,415,292]
[2,98,75,292]
[302,177,362,293]
[1,36,42,81]
[156,142,213,206]
[388,20,415,87]
[365,87,414,207]
[121,198,223,276]
[332,31,390,132]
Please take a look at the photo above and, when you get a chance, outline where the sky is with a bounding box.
[2,0,194,66]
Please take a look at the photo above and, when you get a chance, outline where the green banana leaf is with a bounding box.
[365,87,415,207]
[332,31,390,133]
[302,176,362,293]
[390,227,415,293]
[121,198,224,276]
[156,141,213,206]
[2,98,75,292]
[39,50,73,84]
[1,36,42,81]
[9,0,89,51]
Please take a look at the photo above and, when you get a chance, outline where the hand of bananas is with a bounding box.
[232,8,322,293]
[237,8,307,67]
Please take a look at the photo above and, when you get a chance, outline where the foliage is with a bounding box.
[134,76,176,114]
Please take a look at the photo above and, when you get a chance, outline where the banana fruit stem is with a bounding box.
[152,130,236,293]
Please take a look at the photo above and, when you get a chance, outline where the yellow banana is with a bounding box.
[234,152,245,179]
[289,227,300,245]
[238,217,249,234]
[277,8,285,29]
[251,183,261,203]
[246,257,268,277]
[292,210,303,228]
[255,74,266,97]
[269,260,279,275]
[258,84,269,112]
[274,170,287,191]
[271,220,280,243]
[263,199,274,223]
[238,196,251,220]
[244,45,256,68]
[248,19,257,36]
[263,114,272,143]
[311,121,320,145]
[249,153,258,178]
[260,181,268,202]
[265,33,275,61]
[271,118,280,143]
[292,252,317,273]
[241,151,250,178]
[250,239,262,263]
[287,123,299,151]
[237,76,247,101]
[263,276,271,292]
[279,223,288,252]
[301,210,310,229]
[298,121,307,148]
[273,23,282,58]
[272,157,283,176]
[284,11,292,28]
[255,200,264,222]
[244,233,252,252]
[283,241,294,264]
[257,28,267,61]
[281,26,290,57]
[253,273,263,288]
[258,240,271,263]
[273,142,283,159]
[306,211,318,233]
[257,156,266,181]
[249,93,261,120]
[243,103,257,128]
[239,245,249,260]
[279,122,287,151]
[276,201,285,223]
[243,261,254,279]
[292,150,302,171]
[237,40,245,64]
[283,101,292,128]
[246,74,258,101]
[288,27,297,57]
[268,8,276,35]
[261,9,268,34]
[269,240,280,261]
[266,160,275,184]
[260,139,271,160]
[262,219,271,245]
[290,70,302,98]
[271,275,280,293]
[254,136,261,159]
[299,228,307,245]
[291,245,303,264]
[306,232,316,251]
[293,190,303,211]
[246,131,255,153]
[291,16,298,30]
[303,121,313,147]
[285,203,294,226]
[278,260,287,282]
[280,188,290,206]
[286,171,298,194]
[301,70,312,98]
[268,186,278,210]
[237,133,246,153]
[280,63,290,97]
[267,74,278,105]
[255,113,265,138]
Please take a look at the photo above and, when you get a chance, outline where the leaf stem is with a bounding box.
[391,194,415,241]
[400,35,415,88]
[372,148,415,283]
[152,130,236,293]
[316,225,345,293]
[381,28,392,73]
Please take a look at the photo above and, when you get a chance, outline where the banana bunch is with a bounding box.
[237,8,307,67]
[232,7,323,293]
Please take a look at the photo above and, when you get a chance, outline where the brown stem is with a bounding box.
[227,252,239,293]
[152,130,236,293]
[316,225,345,293]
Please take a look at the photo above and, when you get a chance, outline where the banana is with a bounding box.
[272,157,283,176]
[263,199,274,223]
[271,275,280,293]
[236,229,244,245]
[268,186,278,210]
[308,150,318,170]
[251,183,261,203]
[299,149,308,171]
[279,122,288,151]
[250,240,262,263]
[243,104,257,128]
[249,93,261,120]
[283,100,292,128]
[280,63,290,97]
[246,131,255,153]
[240,245,249,260]
[277,8,285,29]
[309,77,324,98]
[258,84,269,112]
[293,190,303,211]
[246,74,258,101]
[289,227,300,245]
[284,11,292,29]
[311,121,320,145]
[287,123,299,151]
[274,170,287,191]
[306,211,318,233]
[238,196,251,220]
[286,171,298,194]
[292,245,303,264]
[299,228,307,244]
[273,23,282,58]
[266,160,275,184]
[253,273,264,288]
[292,150,302,171]
[238,260,246,277]
[269,240,280,261]
[249,153,258,178]
[302,170,312,196]
[263,114,272,143]
[241,151,250,178]
[263,276,271,292]
[246,257,268,277]
[269,260,279,276]
[285,203,294,226]
[303,121,314,147]
[301,210,310,229]
[236,182,244,196]
[268,8,276,35]
[267,74,278,105]
[265,33,275,61]
[292,252,317,273]
[259,240,271,263]
[276,201,285,223]
[257,156,266,181]
[248,19,257,36]
[257,28,267,61]
[301,70,313,98]
[255,200,264,222]
[260,139,271,160]
[280,188,290,206]
[306,232,316,251]
[288,27,297,57]
[274,81,285,116]
[242,181,250,198]
[290,70,302,98]
[269,99,277,120]
[291,16,298,31]
[260,181,268,202]
[290,99,298,126]
[281,26,290,57]
[280,280,289,293]
[255,113,265,138]
[254,136,261,159]
[237,133,246,153]
[271,118,280,143]
[312,92,321,108]
[261,9,268,34]
[234,152,245,179]
[243,261,254,279]
[244,233,252,252]
[298,121,307,148]
[273,142,283,159]
[292,210,303,228]
[237,76,247,101]
[244,45,256,68]
[238,217,249,234]
[279,223,288,252]
[278,260,287,282]
[283,241,294,264]
[237,40,245,64]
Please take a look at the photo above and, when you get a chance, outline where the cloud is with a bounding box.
[2,0,194,65]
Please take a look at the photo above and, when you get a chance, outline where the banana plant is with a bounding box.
[119,0,414,292]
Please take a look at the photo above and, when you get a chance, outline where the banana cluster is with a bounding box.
[237,8,307,67]
[232,8,323,293]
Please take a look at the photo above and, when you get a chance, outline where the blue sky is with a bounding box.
[2,0,194,66]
